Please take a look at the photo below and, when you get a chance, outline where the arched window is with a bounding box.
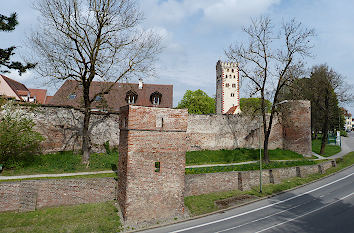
[125,90,138,104]
[225,75,228,78]
[232,69,234,73]
[150,92,162,105]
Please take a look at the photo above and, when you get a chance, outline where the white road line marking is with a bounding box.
[255,192,354,233]
[172,172,354,233]
[217,202,307,233]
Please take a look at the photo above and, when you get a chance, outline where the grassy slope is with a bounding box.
[185,152,354,216]
[186,148,304,165]
[0,201,122,233]
[1,151,118,176]
[312,139,341,157]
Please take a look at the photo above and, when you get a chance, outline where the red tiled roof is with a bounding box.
[226,106,240,114]
[45,96,53,104]
[0,74,29,100]
[29,89,48,104]
[48,80,173,111]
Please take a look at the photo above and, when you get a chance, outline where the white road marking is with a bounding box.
[255,192,354,233]
[172,172,354,233]
[217,202,308,233]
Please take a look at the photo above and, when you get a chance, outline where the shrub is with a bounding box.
[0,102,44,168]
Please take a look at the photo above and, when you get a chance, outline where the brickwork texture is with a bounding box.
[0,178,116,212]
[117,105,188,224]
[0,100,311,156]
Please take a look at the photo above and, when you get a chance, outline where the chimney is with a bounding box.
[138,78,143,89]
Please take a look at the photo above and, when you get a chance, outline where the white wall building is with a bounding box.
[344,114,352,131]
[216,60,241,114]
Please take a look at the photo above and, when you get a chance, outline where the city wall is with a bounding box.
[0,160,335,213]
[0,100,312,155]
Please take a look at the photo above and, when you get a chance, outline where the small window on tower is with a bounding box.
[225,75,228,78]
[234,75,236,78]
[232,84,236,88]
[225,83,230,87]
[231,93,235,97]
[227,69,230,72]
[232,69,234,73]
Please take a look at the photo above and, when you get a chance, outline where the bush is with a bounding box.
[0,102,44,168]
[340,130,348,137]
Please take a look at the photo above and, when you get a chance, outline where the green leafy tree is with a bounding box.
[0,13,36,74]
[177,89,215,114]
[0,101,44,168]
[240,98,271,115]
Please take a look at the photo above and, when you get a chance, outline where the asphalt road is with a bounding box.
[142,165,354,233]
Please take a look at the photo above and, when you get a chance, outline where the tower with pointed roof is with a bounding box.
[216,60,241,114]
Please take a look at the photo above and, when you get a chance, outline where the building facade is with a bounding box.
[216,60,241,114]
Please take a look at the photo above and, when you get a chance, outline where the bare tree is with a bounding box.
[225,16,315,163]
[30,0,162,165]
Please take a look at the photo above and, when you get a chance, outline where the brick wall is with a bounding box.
[281,100,312,155]
[0,100,311,156]
[184,160,335,196]
[0,178,116,212]
[118,106,188,225]
[187,114,283,151]
[0,105,120,153]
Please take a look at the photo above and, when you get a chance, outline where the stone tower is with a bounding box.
[216,60,241,114]
[117,105,188,225]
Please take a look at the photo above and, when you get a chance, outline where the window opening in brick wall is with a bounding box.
[155,162,160,172]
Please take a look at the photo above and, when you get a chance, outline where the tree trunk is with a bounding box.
[82,84,91,166]
[82,108,91,165]
[320,90,330,155]
[263,132,270,164]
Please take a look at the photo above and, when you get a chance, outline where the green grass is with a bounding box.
[0,201,122,233]
[185,152,354,216]
[1,151,118,176]
[312,139,341,157]
[186,148,304,165]
[185,160,319,174]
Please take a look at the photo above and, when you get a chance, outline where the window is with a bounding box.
[94,95,102,101]
[125,90,138,104]
[234,75,236,79]
[232,69,234,73]
[231,93,235,97]
[225,83,230,87]
[68,93,77,99]
[227,68,229,72]
[155,161,160,172]
[150,92,162,105]
[232,84,236,88]
[225,75,228,78]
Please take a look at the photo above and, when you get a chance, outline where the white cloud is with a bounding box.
[142,0,281,28]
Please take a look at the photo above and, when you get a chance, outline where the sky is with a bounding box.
[1,0,354,113]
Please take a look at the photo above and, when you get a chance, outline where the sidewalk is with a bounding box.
[0,170,115,181]
[328,132,354,159]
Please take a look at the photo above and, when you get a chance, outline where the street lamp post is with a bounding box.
[259,100,288,193]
